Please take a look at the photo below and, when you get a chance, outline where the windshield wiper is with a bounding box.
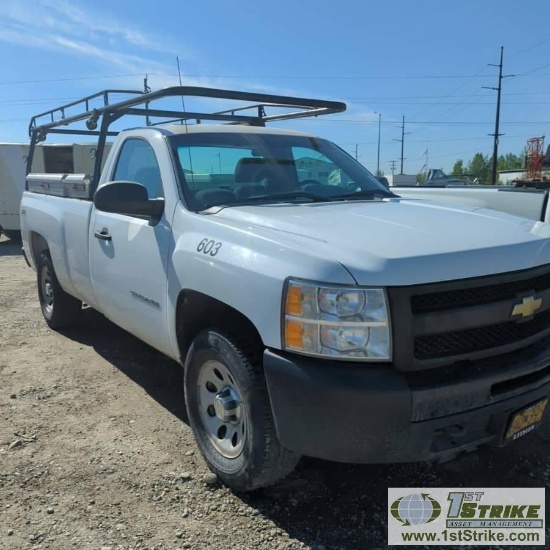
[199,189,394,211]
[330,189,397,201]
[200,191,330,210]
[199,191,330,211]
[240,190,330,204]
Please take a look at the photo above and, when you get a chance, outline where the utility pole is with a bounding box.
[377,113,382,175]
[393,116,410,174]
[355,144,358,161]
[484,46,514,184]
[389,160,397,176]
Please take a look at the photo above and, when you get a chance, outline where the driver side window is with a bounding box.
[113,139,163,199]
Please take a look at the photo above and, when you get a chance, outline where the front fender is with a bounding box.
[166,207,355,353]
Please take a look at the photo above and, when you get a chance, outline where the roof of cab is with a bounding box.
[161,123,317,137]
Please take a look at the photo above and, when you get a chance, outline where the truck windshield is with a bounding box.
[169,132,394,210]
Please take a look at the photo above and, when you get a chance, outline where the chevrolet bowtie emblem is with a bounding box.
[511,296,542,319]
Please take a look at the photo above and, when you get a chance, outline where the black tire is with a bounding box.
[37,251,82,329]
[184,330,300,491]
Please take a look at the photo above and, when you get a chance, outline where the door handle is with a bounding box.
[94,230,112,241]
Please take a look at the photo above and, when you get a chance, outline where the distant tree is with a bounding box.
[451,159,464,176]
[453,150,524,184]
[497,153,522,171]
[376,169,384,177]
[468,153,490,182]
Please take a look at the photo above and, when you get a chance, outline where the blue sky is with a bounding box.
[0,0,549,175]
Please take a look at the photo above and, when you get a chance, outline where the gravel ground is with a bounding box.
[1,233,549,550]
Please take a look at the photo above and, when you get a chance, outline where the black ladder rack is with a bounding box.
[27,86,346,187]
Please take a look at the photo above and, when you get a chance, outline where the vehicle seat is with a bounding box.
[195,189,236,209]
[234,158,297,194]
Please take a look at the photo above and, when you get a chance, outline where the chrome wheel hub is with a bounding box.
[197,360,247,459]
[40,267,54,315]
[213,387,241,423]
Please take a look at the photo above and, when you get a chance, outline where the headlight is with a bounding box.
[283,279,391,360]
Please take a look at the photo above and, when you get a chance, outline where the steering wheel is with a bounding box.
[299,179,323,188]
[342,182,360,192]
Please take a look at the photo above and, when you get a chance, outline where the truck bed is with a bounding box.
[21,192,97,308]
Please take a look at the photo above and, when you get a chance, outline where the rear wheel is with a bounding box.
[37,251,82,329]
[184,330,300,491]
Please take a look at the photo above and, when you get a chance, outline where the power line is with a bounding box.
[345,92,550,100]
[506,38,550,60]
[337,134,534,147]
[0,72,545,87]
[0,67,549,87]
[0,73,144,85]
[309,119,549,125]
[408,146,494,162]
[517,62,550,76]
[411,65,489,123]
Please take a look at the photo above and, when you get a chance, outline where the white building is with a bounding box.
[498,169,526,185]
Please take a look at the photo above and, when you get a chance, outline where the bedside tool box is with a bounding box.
[27,173,93,199]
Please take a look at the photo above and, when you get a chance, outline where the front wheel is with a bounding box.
[184,330,300,491]
[37,251,82,329]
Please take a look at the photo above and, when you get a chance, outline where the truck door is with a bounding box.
[90,136,173,357]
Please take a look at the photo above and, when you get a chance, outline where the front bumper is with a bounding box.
[263,348,550,463]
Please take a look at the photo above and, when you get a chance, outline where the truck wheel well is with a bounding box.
[29,232,49,264]
[176,290,264,362]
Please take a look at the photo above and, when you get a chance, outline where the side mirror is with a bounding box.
[94,181,164,224]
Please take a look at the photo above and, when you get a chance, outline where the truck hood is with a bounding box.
[214,198,550,286]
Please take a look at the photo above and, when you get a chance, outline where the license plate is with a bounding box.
[505,398,548,440]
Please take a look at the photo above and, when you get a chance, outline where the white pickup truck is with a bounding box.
[20,87,550,491]
[395,185,550,224]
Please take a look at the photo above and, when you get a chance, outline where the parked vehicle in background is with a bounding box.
[0,143,28,240]
[421,168,478,186]
[385,173,417,186]
[0,142,106,240]
[20,86,550,491]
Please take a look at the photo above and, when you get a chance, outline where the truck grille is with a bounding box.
[411,272,550,313]
[388,263,550,370]
[415,308,550,359]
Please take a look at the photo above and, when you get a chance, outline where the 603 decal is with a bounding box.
[197,238,222,256]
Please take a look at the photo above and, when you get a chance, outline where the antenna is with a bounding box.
[143,74,151,93]
[176,57,190,130]
[176,56,195,190]
[144,74,151,126]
